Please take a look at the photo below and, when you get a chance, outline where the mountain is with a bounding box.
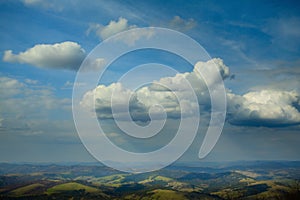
[0,161,299,199]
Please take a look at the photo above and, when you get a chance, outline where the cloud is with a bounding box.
[0,76,32,98]
[227,90,300,127]
[87,17,136,40]
[247,62,300,93]
[111,27,155,46]
[84,58,106,71]
[168,16,197,31]
[263,17,300,52]
[25,79,38,85]
[81,58,230,121]
[3,41,86,70]
[81,82,149,121]
[100,17,136,39]
[0,117,3,127]
[21,0,63,11]
[22,0,41,5]
[0,76,71,135]
[80,56,300,128]
[62,81,86,90]
[87,18,154,45]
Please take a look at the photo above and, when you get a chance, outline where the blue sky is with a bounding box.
[0,0,300,164]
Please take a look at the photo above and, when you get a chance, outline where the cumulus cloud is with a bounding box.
[3,41,86,70]
[80,56,300,128]
[87,17,136,40]
[81,58,230,121]
[227,90,300,127]
[169,16,197,31]
[87,18,155,45]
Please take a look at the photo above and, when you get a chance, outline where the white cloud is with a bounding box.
[81,58,229,121]
[87,17,136,40]
[263,17,300,52]
[169,16,197,31]
[23,0,41,5]
[62,81,87,90]
[83,58,106,71]
[112,27,155,46]
[227,90,300,127]
[0,76,71,135]
[100,17,136,39]
[3,41,86,70]
[0,115,2,125]
[81,82,147,120]
[0,76,25,98]
[193,58,230,87]
[25,79,38,85]
[80,57,300,128]
[21,0,63,11]
[151,58,229,91]
[87,18,156,45]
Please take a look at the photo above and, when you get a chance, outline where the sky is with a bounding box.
[0,0,300,164]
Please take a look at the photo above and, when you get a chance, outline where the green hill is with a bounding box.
[124,189,188,200]
[46,182,100,194]
[9,183,45,196]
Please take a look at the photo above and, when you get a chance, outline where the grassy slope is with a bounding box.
[247,180,292,199]
[123,189,188,200]
[144,189,188,200]
[46,182,99,194]
[9,183,45,196]
[89,174,127,187]
[138,175,173,184]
